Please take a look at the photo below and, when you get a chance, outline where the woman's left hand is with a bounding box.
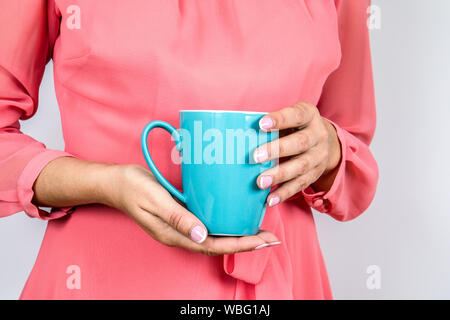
[254,102,342,206]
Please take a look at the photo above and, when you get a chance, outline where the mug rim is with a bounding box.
[180,109,268,115]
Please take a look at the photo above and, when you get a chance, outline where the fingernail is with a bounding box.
[259,117,274,130]
[266,241,281,247]
[253,148,269,163]
[190,225,207,244]
[259,175,273,189]
[268,196,280,207]
[253,243,269,250]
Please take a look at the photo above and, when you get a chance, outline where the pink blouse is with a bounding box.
[0,0,378,299]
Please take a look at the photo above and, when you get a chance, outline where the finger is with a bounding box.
[135,207,214,251]
[152,223,279,255]
[259,102,316,131]
[253,126,317,163]
[194,230,280,256]
[257,146,327,189]
[151,200,209,244]
[133,207,184,246]
[266,164,325,206]
[136,206,280,255]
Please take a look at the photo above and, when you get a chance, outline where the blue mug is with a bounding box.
[141,110,278,236]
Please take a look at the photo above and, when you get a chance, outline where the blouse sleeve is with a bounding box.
[301,0,379,221]
[0,0,73,220]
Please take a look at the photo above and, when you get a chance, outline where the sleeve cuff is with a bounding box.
[16,149,75,220]
[302,119,347,213]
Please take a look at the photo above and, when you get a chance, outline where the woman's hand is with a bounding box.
[101,164,280,255]
[33,158,280,256]
[254,102,342,206]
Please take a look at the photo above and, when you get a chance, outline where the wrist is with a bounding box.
[93,162,123,207]
[32,157,120,208]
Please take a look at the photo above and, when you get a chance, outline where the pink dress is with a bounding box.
[0,0,378,299]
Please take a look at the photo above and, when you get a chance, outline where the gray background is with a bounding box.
[1,0,449,299]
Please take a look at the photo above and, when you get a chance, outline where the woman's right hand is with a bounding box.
[101,164,280,255]
[33,158,280,256]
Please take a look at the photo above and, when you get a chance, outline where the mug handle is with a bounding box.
[141,121,186,203]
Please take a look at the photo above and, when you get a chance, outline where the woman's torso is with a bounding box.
[21,0,340,299]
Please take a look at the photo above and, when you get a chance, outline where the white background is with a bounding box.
[1,0,449,299]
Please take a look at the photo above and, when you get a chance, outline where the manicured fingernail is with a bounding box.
[190,225,207,243]
[268,196,280,207]
[267,241,281,247]
[259,175,273,189]
[259,117,274,130]
[254,243,269,250]
[253,148,269,163]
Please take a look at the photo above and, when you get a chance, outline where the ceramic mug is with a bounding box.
[141,110,278,236]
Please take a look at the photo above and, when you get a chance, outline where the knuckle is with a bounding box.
[270,142,280,158]
[315,166,326,181]
[204,246,219,256]
[290,181,301,194]
[297,133,310,150]
[277,189,288,202]
[298,159,309,174]
[320,162,329,174]
[321,147,329,160]
[283,187,296,200]
[228,248,239,255]
[309,103,319,114]
[293,102,306,111]
[155,230,175,247]
[304,102,317,114]
[163,238,176,247]
[279,140,288,155]
[294,177,308,192]
[168,209,184,231]
[278,111,288,127]
[277,168,288,182]
[319,127,328,141]
[292,104,305,123]
[301,179,310,190]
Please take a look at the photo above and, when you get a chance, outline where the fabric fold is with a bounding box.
[223,208,294,299]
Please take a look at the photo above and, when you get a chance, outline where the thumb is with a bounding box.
[155,202,208,244]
